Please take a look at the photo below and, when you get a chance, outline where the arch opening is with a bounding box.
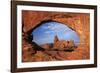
[31,21,80,51]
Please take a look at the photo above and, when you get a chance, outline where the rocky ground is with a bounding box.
[22,35,90,62]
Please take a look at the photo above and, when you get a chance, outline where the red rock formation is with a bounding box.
[22,11,90,62]
[54,35,59,43]
[22,11,90,46]
[53,35,75,51]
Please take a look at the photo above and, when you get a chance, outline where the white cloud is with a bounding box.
[41,22,73,35]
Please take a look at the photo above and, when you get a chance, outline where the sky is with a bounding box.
[32,21,80,45]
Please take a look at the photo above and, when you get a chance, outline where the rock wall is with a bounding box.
[22,10,90,46]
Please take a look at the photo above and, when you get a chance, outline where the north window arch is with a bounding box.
[31,21,80,50]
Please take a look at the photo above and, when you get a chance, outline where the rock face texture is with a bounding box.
[22,10,90,62]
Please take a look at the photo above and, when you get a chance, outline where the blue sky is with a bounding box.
[32,21,80,45]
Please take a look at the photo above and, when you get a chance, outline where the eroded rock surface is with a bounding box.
[22,11,90,62]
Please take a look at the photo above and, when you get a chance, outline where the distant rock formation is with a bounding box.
[54,35,59,44]
[53,35,75,51]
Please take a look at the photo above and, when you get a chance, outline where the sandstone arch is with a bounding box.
[22,11,90,46]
